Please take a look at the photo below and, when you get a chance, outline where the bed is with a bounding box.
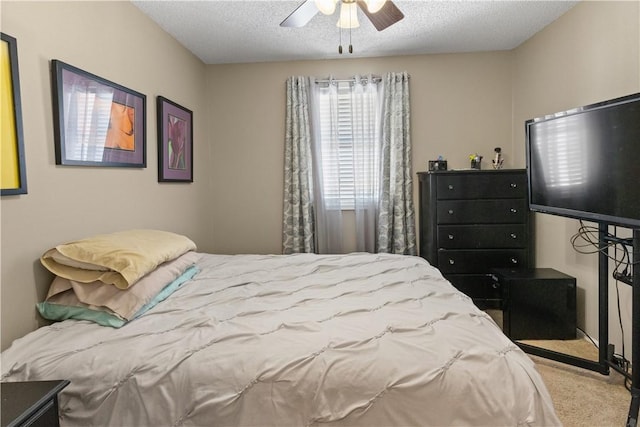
[1,230,560,426]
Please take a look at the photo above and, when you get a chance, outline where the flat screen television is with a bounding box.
[526,92,640,228]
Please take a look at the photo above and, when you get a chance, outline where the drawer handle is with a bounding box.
[510,183,517,188]
[448,184,454,190]
[510,208,518,213]
[449,259,455,265]
[448,209,454,215]
[510,233,517,239]
[510,257,518,264]
[448,234,454,240]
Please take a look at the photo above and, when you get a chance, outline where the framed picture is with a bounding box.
[51,60,146,167]
[1,33,27,195]
[157,96,193,182]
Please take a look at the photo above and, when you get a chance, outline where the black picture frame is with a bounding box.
[1,32,27,195]
[51,60,146,167]
[157,96,193,182]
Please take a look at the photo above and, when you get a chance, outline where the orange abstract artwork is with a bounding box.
[105,102,135,151]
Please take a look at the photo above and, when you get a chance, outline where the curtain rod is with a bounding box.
[313,74,410,85]
[314,76,382,84]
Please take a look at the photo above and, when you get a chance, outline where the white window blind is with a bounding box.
[315,80,380,210]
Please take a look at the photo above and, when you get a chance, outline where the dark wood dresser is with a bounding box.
[417,169,534,309]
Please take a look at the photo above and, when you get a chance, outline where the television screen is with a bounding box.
[526,93,640,228]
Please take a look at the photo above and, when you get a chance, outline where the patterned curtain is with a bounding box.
[377,72,417,255]
[282,76,315,254]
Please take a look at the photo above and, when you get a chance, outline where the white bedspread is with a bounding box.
[1,253,560,426]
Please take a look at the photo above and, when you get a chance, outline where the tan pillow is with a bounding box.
[41,229,197,289]
[43,251,201,321]
[47,251,109,271]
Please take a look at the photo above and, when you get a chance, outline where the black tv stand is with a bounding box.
[587,224,639,427]
[514,224,639,426]
[626,227,640,427]
[614,271,634,286]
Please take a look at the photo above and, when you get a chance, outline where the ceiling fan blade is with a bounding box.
[280,0,319,27]
[357,0,404,31]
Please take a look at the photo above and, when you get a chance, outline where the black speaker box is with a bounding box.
[493,268,577,340]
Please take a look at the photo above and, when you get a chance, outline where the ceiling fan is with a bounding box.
[280,0,404,32]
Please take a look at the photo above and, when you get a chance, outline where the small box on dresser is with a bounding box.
[417,169,534,309]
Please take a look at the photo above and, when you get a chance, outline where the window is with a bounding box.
[314,80,381,210]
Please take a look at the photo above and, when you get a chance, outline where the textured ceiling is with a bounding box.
[131,0,579,65]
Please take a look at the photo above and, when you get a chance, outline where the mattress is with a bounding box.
[1,252,560,426]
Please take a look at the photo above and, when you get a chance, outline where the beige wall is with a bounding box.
[206,53,513,254]
[0,1,210,350]
[512,1,640,350]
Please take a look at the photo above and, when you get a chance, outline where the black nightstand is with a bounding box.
[492,268,577,340]
[1,380,69,427]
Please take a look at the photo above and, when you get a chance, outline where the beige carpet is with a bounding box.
[525,341,630,426]
[485,311,631,425]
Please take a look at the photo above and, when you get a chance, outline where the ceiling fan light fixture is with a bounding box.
[364,0,386,14]
[315,0,337,15]
[337,2,359,29]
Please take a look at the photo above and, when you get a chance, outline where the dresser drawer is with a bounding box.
[438,224,528,249]
[437,199,527,224]
[436,173,527,200]
[438,249,526,273]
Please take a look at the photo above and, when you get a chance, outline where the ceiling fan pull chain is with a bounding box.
[349,5,353,54]
[338,24,343,54]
